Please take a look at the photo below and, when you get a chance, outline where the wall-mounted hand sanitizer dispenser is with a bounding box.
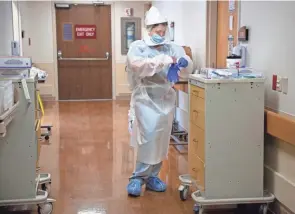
[11,41,20,56]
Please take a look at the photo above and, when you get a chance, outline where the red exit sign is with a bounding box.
[75,25,96,39]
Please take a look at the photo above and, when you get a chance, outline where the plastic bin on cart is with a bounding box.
[0,80,14,114]
[0,88,19,137]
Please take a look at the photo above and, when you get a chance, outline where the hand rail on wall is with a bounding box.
[265,108,295,146]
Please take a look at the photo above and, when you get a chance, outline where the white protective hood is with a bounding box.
[144,6,170,46]
[145,6,167,26]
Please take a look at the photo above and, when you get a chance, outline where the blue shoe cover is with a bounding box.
[146,177,167,192]
[127,179,142,197]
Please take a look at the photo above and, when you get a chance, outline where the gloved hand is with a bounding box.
[177,57,189,68]
[167,64,180,83]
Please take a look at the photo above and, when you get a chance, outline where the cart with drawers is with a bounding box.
[178,74,275,214]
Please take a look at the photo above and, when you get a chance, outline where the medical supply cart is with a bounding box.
[0,57,55,214]
[178,73,275,214]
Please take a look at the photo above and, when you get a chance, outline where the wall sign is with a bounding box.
[238,26,249,41]
[229,0,235,12]
[125,8,133,16]
[75,25,96,39]
[170,21,175,41]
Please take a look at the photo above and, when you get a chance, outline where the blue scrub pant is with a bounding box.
[130,161,162,180]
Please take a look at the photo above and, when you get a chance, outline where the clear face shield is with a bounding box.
[143,24,171,47]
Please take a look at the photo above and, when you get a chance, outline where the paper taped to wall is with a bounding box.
[229,16,234,31]
[229,0,235,12]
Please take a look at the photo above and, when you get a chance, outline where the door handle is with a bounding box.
[58,51,110,61]
[57,50,62,59]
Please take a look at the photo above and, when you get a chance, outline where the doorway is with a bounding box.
[216,0,239,68]
[56,4,112,100]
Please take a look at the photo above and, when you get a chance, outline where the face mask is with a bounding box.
[150,34,165,44]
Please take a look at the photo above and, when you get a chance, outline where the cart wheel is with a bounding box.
[45,135,49,141]
[193,204,199,214]
[41,183,46,191]
[259,204,268,214]
[41,183,51,195]
[38,202,53,214]
[179,185,189,201]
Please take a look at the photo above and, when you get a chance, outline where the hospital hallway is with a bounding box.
[0,100,262,214]
[35,100,257,214]
[39,100,197,214]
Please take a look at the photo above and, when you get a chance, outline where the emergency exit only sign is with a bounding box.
[75,25,96,39]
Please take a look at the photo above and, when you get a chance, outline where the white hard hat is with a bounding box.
[145,6,167,26]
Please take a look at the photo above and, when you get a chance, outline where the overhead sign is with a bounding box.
[75,25,96,39]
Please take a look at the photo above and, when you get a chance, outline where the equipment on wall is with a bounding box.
[228,35,234,55]
[238,26,249,42]
[126,24,135,49]
[11,41,21,56]
[125,8,133,16]
[121,17,141,55]
[170,21,175,42]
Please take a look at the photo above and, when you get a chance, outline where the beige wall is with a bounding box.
[240,2,295,213]
[19,1,146,99]
[115,63,130,97]
[240,1,295,115]
[264,135,295,213]
[0,1,14,56]
[113,1,145,98]
[34,62,56,96]
[20,1,56,98]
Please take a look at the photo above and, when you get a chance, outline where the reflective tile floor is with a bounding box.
[0,101,261,214]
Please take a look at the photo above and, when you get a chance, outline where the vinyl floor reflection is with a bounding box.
[1,101,261,214]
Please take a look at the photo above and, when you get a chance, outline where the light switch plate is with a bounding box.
[281,77,288,94]
[276,76,282,92]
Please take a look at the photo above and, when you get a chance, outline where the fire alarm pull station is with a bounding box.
[272,75,277,91]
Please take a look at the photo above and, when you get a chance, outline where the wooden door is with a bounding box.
[56,5,112,100]
[216,0,239,68]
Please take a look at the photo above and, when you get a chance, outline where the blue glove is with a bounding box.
[177,57,188,68]
[167,64,180,83]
